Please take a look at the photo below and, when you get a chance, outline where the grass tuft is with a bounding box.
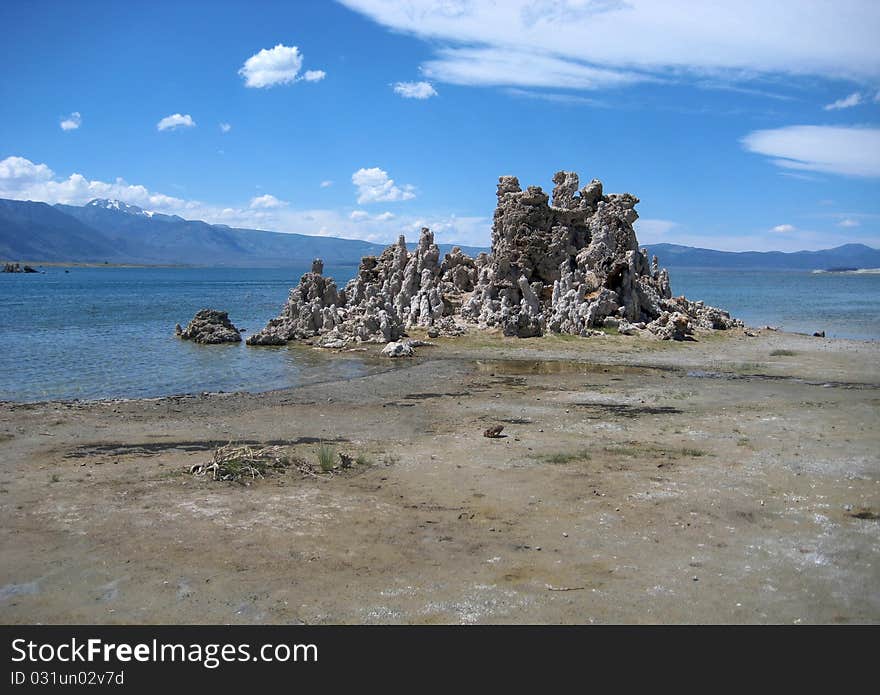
[317,443,336,473]
[540,449,592,464]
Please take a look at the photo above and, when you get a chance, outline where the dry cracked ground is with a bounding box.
[0,329,878,624]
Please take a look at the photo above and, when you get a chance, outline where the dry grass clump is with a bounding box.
[190,442,374,484]
[190,443,318,483]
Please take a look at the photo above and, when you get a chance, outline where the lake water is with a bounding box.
[1,265,878,402]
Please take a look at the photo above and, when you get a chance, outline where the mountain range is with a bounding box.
[642,242,880,271]
[1,197,878,270]
[0,198,486,267]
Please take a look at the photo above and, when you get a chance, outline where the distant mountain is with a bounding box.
[0,197,487,266]
[644,242,880,271]
[0,199,127,263]
[1,196,877,270]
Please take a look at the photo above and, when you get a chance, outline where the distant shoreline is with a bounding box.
[811,268,880,275]
[6,261,880,272]
[0,260,364,269]
[1,260,189,268]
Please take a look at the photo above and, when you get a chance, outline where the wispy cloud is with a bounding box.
[423,47,643,90]
[393,81,438,99]
[634,218,678,243]
[157,113,195,131]
[340,0,880,92]
[741,125,880,177]
[771,224,797,233]
[219,122,232,133]
[320,180,333,188]
[350,209,395,222]
[504,88,605,107]
[824,92,863,110]
[60,112,81,131]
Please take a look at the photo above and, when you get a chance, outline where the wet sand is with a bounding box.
[1,328,878,624]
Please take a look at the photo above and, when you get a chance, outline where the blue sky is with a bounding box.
[1,0,879,251]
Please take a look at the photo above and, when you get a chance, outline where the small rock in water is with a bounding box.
[175,309,241,344]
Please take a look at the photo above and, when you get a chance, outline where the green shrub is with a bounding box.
[317,443,336,472]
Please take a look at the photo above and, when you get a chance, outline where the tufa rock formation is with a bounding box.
[176,309,242,344]
[247,231,473,347]
[248,170,740,346]
[461,171,738,338]
[3,263,38,273]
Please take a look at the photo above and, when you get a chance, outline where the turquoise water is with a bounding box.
[665,268,880,340]
[1,265,878,402]
[0,265,360,402]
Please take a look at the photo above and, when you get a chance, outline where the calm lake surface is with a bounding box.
[1,265,878,402]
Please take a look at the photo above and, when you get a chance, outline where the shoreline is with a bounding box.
[0,327,876,407]
[1,328,878,624]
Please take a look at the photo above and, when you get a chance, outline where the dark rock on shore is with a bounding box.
[176,309,242,344]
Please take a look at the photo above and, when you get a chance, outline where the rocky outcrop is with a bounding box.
[248,170,740,347]
[462,171,739,340]
[248,237,473,347]
[176,309,241,344]
[246,255,405,347]
[3,263,38,273]
[246,260,354,346]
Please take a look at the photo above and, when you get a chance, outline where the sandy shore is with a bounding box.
[1,328,878,624]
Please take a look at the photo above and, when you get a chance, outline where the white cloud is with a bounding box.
[219,122,232,133]
[320,180,333,188]
[824,92,863,110]
[837,218,860,228]
[423,47,642,90]
[741,125,880,177]
[0,156,54,184]
[393,81,438,99]
[238,44,325,88]
[303,70,326,82]
[249,194,287,209]
[351,167,416,204]
[771,224,797,233]
[339,0,880,90]
[633,218,677,243]
[0,155,486,246]
[60,112,81,131]
[505,88,604,106]
[402,214,491,247]
[8,155,501,250]
[240,44,301,87]
[350,210,396,222]
[157,113,195,131]
[0,155,186,209]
